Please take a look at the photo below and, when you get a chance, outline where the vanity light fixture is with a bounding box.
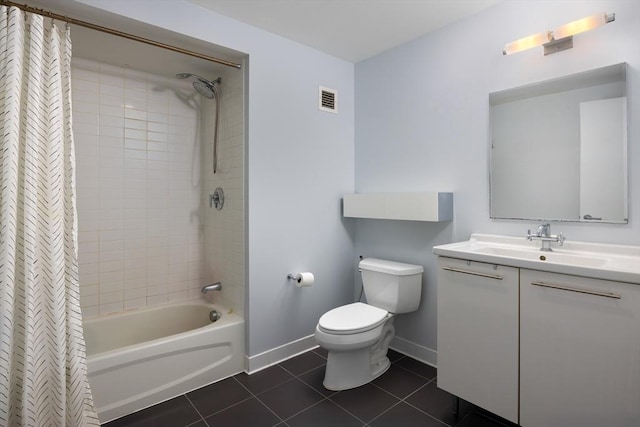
[503,12,615,56]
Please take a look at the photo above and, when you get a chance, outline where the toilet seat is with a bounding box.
[318,302,388,335]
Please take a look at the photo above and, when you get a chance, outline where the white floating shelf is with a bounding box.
[343,192,453,222]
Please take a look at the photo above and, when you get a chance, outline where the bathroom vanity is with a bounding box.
[433,234,640,426]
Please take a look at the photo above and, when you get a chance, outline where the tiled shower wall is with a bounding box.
[202,66,245,317]
[72,58,207,318]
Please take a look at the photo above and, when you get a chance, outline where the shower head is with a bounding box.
[192,79,217,99]
[176,73,221,99]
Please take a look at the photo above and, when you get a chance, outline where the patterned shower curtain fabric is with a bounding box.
[0,6,99,426]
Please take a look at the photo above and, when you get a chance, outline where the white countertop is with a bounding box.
[433,234,640,284]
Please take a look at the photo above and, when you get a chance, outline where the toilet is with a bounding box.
[315,258,423,391]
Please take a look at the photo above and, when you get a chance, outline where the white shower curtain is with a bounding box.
[0,6,99,427]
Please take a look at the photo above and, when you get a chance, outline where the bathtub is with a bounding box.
[83,300,244,424]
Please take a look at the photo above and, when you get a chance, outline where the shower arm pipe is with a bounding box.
[0,0,242,70]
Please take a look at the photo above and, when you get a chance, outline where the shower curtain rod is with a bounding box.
[0,0,242,69]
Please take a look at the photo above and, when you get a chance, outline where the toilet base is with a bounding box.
[321,319,395,391]
[323,351,390,391]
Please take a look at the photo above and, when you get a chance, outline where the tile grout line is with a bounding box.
[366,375,455,427]
[252,393,289,426]
[278,396,333,424]
[270,371,337,423]
[400,379,459,427]
[268,361,367,426]
[183,393,209,427]
[186,384,257,423]
[232,374,287,425]
[364,400,404,426]
[306,356,411,425]
[322,393,372,426]
[279,361,327,379]
[188,351,440,427]
[402,400,452,427]
[287,352,434,426]
[234,367,296,396]
[392,361,438,382]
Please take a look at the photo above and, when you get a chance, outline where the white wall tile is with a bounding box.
[125,109,147,121]
[124,298,146,311]
[72,100,99,115]
[81,294,99,308]
[125,118,146,130]
[124,140,146,152]
[99,301,123,316]
[99,287,124,301]
[82,306,99,319]
[101,115,125,128]
[73,67,99,82]
[99,105,124,118]
[147,295,167,307]
[74,122,99,136]
[148,122,167,133]
[124,128,146,140]
[74,58,242,317]
[100,94,124,107]
[148,112,167,123]
[125,149,147,160]
[73,79,99,93]
[101,73,125,87]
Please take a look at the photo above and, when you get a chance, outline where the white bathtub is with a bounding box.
[83,300,244,424]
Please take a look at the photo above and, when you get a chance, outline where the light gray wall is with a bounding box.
[355,0,639,356]
[72,0,357,357]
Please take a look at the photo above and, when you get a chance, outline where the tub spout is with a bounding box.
[202,282,222,293]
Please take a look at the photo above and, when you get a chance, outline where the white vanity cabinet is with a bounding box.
[434,234,640,425]
[520,269,640,427]
[437,257,519,423]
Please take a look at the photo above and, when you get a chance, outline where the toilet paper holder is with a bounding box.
[287,273,302,283]
[287,272,314,287]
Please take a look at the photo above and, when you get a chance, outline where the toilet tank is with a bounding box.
[359,258,423,313]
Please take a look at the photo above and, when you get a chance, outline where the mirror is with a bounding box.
[490,63,627,223]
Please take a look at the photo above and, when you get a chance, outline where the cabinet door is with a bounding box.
[437,257,519,423]
[520,269,640,427]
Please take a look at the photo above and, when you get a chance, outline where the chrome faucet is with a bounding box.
[526,224,566,252]
[201,282,222,293]
[536,223,551,238]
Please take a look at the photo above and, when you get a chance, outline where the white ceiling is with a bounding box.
[188,0,502,62]
[18,0,503,78]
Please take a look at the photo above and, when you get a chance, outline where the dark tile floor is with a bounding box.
[103,348,518,427]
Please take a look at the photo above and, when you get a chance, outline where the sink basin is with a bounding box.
[433,234,640,284]
[474,246,608,268]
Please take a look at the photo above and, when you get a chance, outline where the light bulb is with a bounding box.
[503,31,551,55]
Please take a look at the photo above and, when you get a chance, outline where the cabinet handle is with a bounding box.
[442,266,503,280]
[530,281,621,299]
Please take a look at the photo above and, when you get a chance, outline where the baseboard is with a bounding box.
[245,334,437,375]
[390,335,437,367]
[246,334,318,374]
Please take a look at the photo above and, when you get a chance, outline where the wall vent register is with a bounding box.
[319,86,337,113]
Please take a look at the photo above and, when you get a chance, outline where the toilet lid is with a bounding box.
[318,302,388,335]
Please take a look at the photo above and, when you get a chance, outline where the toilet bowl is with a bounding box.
[315,302,394,390]
[314,258,423,391]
